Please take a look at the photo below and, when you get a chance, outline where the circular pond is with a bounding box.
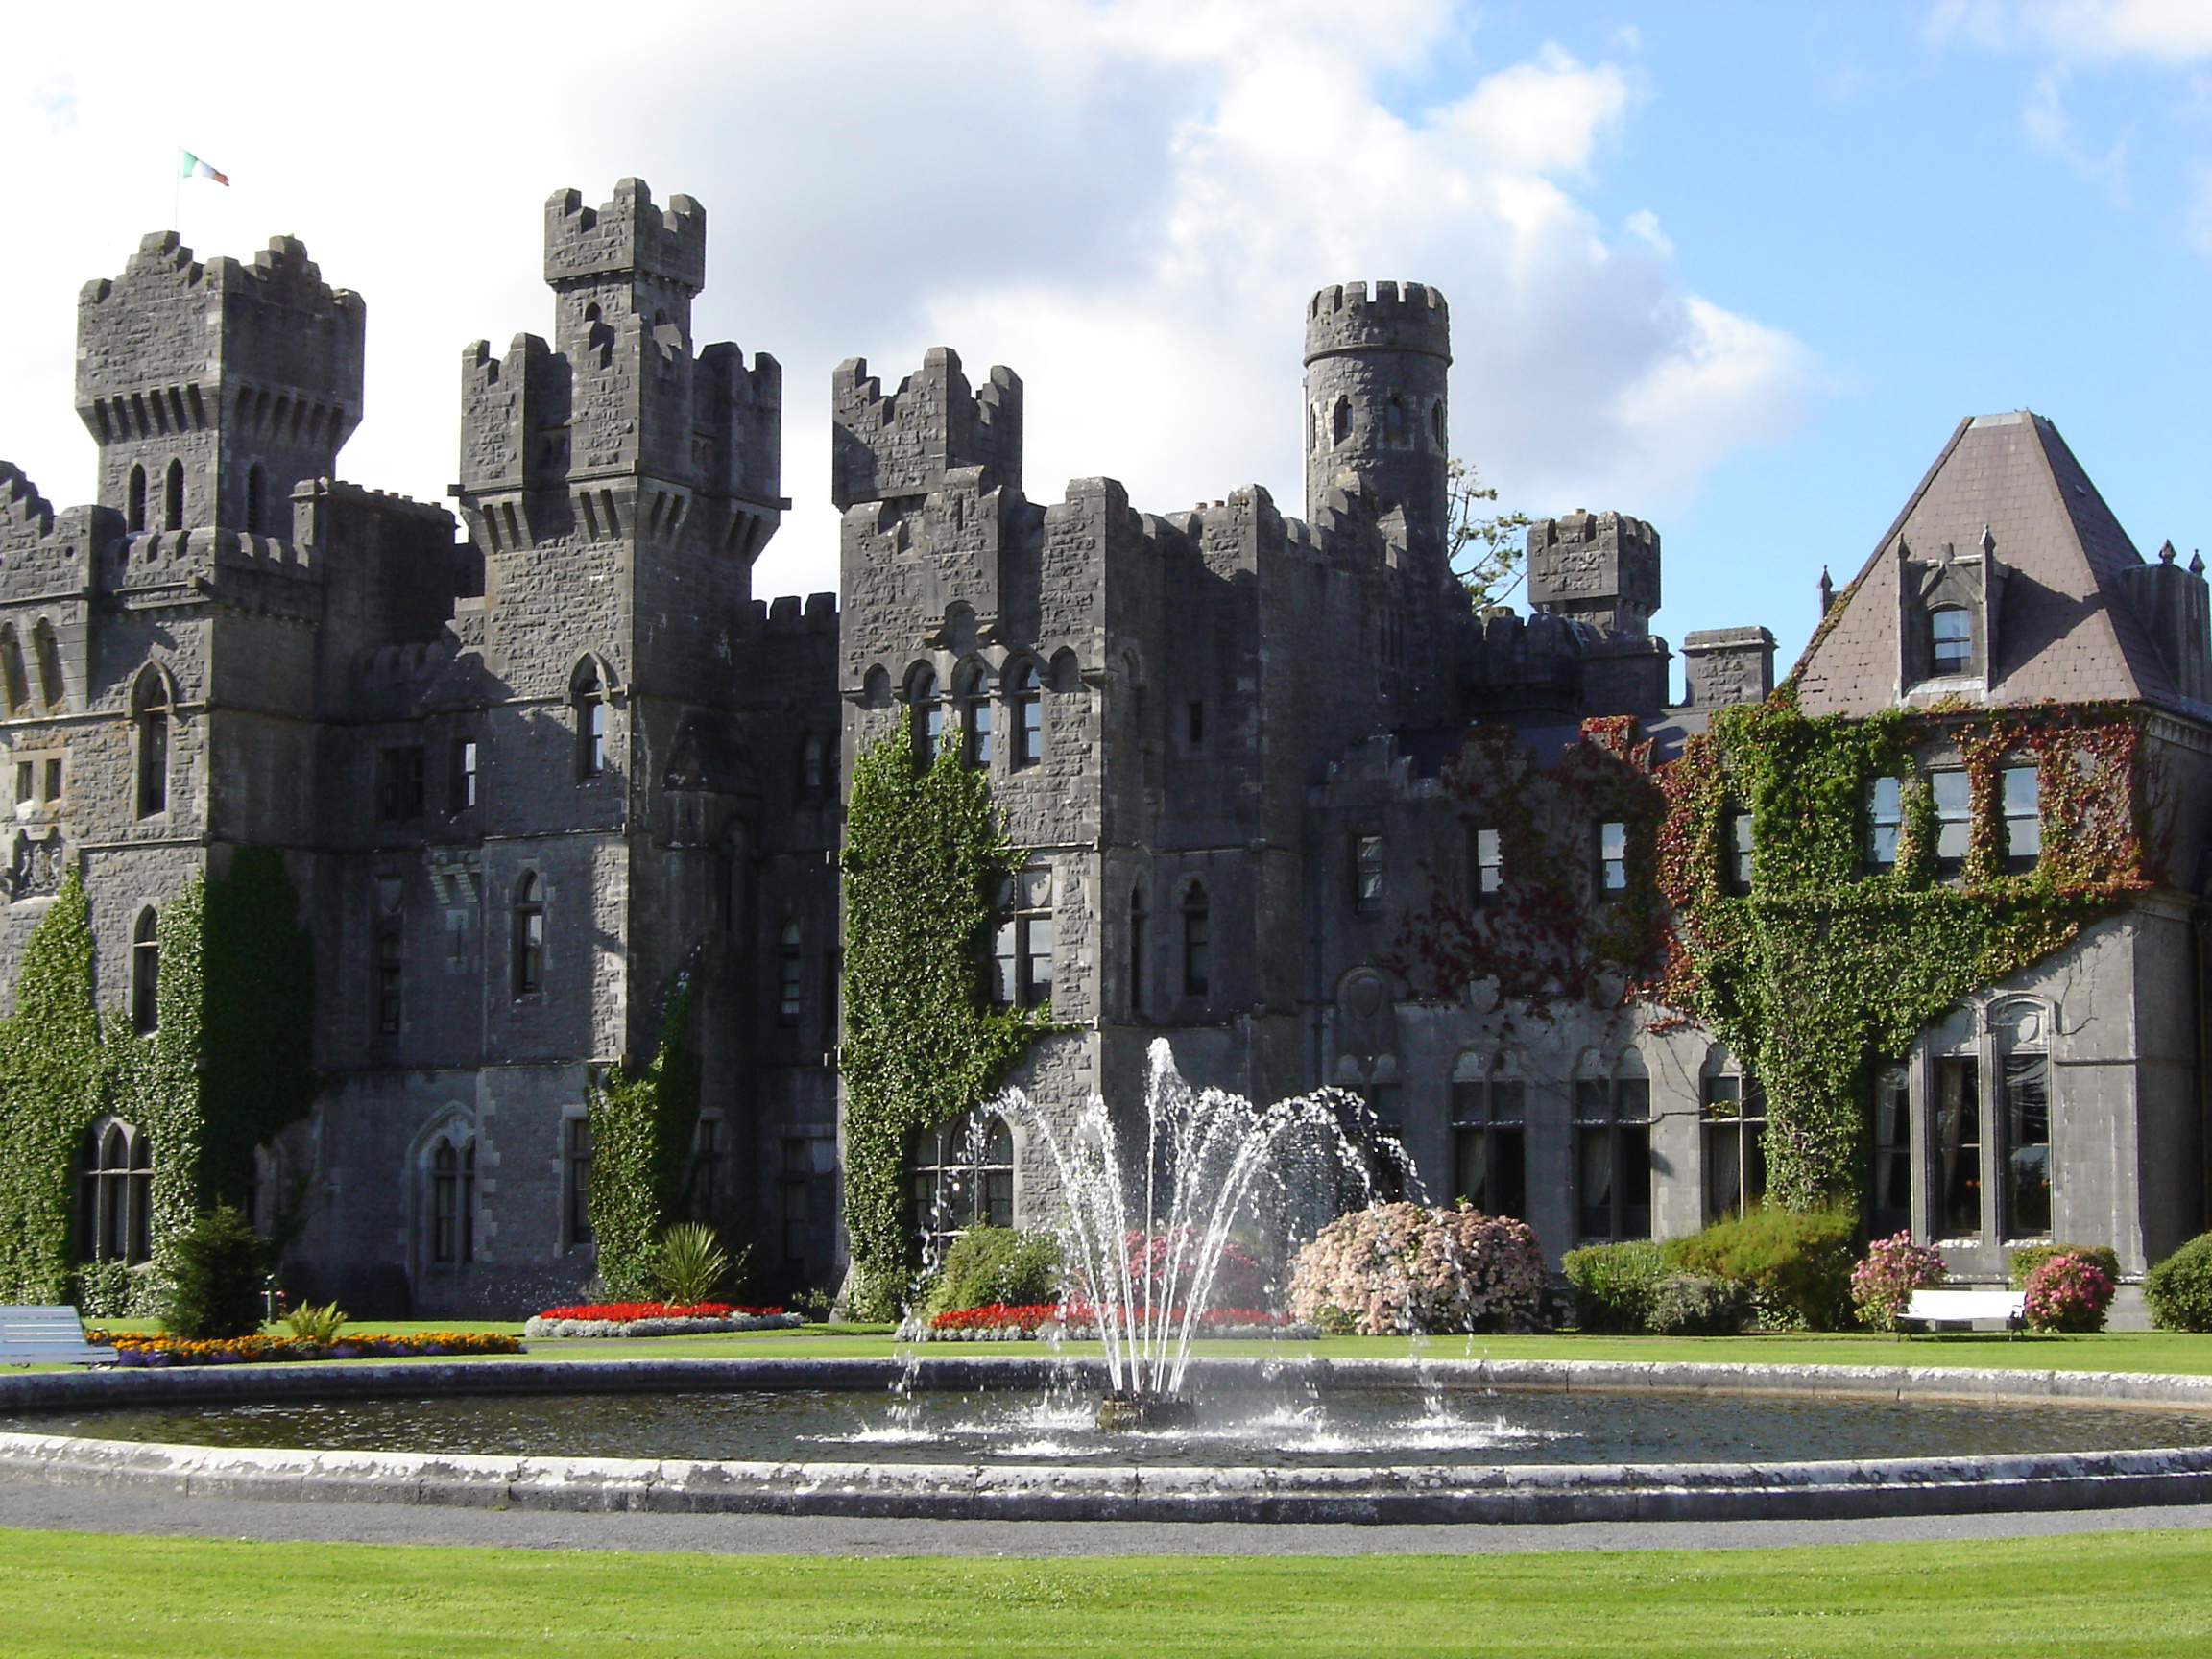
[12,1382,2212,1469]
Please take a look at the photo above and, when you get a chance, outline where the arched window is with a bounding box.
[131,907,158,1033]
[1451,1057,1527,1218]
[1127,886,1147,1013]
[798,732,826,798]
[133,672,169,817]
[162,458,184,532]
[778,918,802,1026]
[0,628,26,717]
[429,1135,475,1265]
[33,620,64,712]
[1181,883,1211,998]
[861,664,892,709]
[906,665,942,761]
[1332,397,1352,446]
[78,1118,152,1265]
[246,463,266,535]
[126,465,147,533]
[1007,661,1042,770]
[512,873,544,997]
[1931,606,1972,676]
[374,926,403,1036]
[572,661,607,778]
[907,1112,1015,1260]
[1574,1062,1651,1240]
[1385,397,1406,445]
[956,662,992,766]
[1431,400,1447,447]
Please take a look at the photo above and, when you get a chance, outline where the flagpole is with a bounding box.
[172,147,180,235]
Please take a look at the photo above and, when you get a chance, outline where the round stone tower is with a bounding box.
[1301,280,1452,579]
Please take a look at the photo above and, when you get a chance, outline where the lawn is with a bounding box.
[5,1527,2212,1657]
[45,1323,2212,1373]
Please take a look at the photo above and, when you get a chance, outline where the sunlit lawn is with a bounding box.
[8,1527,2212,1657]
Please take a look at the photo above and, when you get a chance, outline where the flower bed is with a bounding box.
[522,1300,802,1338]
[86,1330,523,1367]
[918,1303,1318,1341]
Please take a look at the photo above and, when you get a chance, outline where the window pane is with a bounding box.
[1455,1126,1488,1210]
[1933,771,1971,868]
[1618,1125,1651,1238]
[1872,1061,1912,1226]
[1936,1057,1981,1236]
[992,921,1018,1005]
[1474,828,1503,895]
[1022,915,1053,1005]
[1493,1127,1526,1218]
[1490,1081,1525,1120]
[2003,766,2040,862]
[1451,1079,1482,1123]
[1574,1078,1611,1118]
[2004,1053,2051,1237]
[1932,607,1972,672]
[1599,821,1627,892]
[1615,1078,1650,1119]
[1705,1121,1742,1220]
[1355,835,1383,904]
[1576,1126,1614,1237]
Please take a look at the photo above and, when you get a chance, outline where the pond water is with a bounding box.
[11,1385,2212,1469]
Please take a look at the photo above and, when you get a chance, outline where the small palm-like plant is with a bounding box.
[654,1223,732,1307]
[283,1300,349,1342]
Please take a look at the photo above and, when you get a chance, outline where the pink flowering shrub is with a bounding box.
[1851,1233,1948,1332]
[2023,1251,2116,1334]
[1121,1230,1268,1312]
[1286,1202,1545,1334]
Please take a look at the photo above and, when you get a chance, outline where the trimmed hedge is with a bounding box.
[1561,1240,1665,1333]
[1662,1201,1858,1331]
[2146,1232,2212,1332]
[923,1225,1063,1317]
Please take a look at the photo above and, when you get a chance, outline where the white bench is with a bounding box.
[0,1306,116,1366]
[1900,1288,2027,1334]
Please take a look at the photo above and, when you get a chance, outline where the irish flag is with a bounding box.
[180,150,228,186]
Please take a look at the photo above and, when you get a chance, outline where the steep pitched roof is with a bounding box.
[1791,411,2187,716]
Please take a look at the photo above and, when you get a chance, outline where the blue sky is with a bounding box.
[2,1,2207,680]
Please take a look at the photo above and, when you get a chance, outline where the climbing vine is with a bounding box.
[1654,693,2146,1208]
[0,851,321,1312]
[1386,718,1671,1018]
[839,710,1050,1319]
[586,976,701,1300]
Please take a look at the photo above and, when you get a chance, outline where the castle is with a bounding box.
[0,178,2203,1318]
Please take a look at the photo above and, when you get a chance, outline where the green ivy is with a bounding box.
[839,711,1049,1320]
[0,852,321,1310]
[1657,694,2144,1208]
[585,978,701,1300]
[0,875,103,1301]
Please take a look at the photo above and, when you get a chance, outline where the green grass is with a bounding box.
[5,1527,2212,1656]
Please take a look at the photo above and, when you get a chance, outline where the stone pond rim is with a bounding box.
[8,1355,2212,1525]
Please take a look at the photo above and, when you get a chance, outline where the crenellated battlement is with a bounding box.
[0,465,54,544]
[544,179,706,294]
[1304,281,1451,364]
[831,349,1022,509]
[1527,509,1661,636]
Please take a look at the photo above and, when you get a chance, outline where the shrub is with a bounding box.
[2024,1251,2116,1334]
[924,1225,1064,1316]
[653,1222,734,1307]
[1644,1271,1752,1335]
[1119,1230,1268,1313]
[1851,1232,1949,1333]
[161,1206,267,1339]
[2147,1232,2212,1332]
[1286,1202,1545,1334]
[282,1300,349,1342]
[1561,1240,1667,1334]
[1662,1201,1859,1331]
[71,1258,135,1321]
[2009,1242,2121,1289]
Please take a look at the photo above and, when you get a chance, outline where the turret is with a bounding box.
[76,232,363,538]
[830,349,1022,509]
[1301,281,1451,579]
[1527,510,1661,637]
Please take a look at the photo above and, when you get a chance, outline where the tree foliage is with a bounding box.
[1447,458,1531,610]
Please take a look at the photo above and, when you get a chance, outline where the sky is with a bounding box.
[2,0,2209,681]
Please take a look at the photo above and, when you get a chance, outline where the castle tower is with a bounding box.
[458,180,783,578]
[830,348,1022,510]
[76,232,364,537]
[1302,281,1451,580]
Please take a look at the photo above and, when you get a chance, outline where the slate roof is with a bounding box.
[1791,411,2195,717]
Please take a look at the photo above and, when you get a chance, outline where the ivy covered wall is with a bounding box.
[0,850,321,1309]
[839,713,1049,1319]
[585,977,702,1300]
[1654,694,2146,1207]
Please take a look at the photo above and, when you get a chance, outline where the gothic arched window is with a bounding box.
[1181,883,1211,998]
[33,620,63,712]
[0,628,27,717]
[907,1113,1015,1260]
[127,465,147,533]
[131,907,159,1033]
[956,662,992,767]
[1332,397,1352,446]
[429,1135,476,1264]
[133,672,169,818]
[572,661,607,778]
[906,665,942,762]
[79,1118,152,1264]
[1007,661,1042,770]
[162,458,184,532]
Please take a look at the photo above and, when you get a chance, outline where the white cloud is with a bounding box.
[1931,0,2212,62]
[0,1,1816,602]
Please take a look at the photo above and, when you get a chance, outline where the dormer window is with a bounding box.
[1931,607,1972,676]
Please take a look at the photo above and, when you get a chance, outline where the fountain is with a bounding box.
[988,1040,1396,1430]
